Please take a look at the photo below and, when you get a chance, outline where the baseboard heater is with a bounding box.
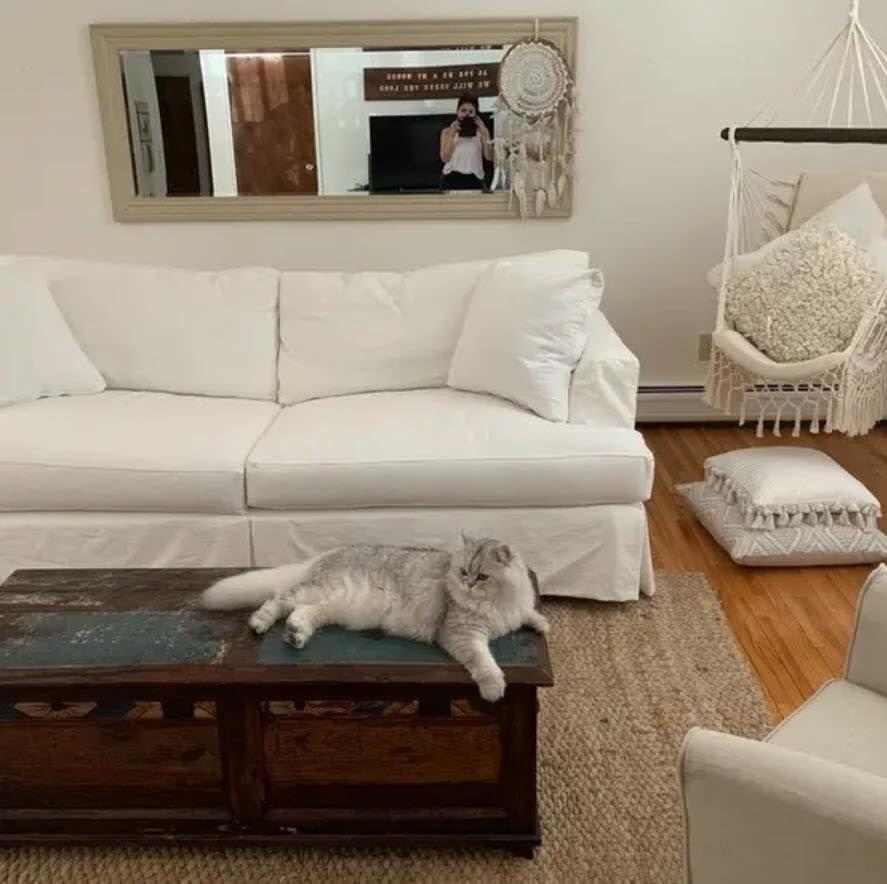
[636,386,730,423]
[636,385,847,425]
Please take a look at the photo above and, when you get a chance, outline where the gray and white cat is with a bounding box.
[200,534,548,702]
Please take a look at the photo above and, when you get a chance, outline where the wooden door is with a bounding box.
[226,53,318,195]
[155,75,202,196]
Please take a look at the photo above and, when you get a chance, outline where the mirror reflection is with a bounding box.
[119,46,507,198]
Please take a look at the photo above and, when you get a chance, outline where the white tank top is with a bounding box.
[443,135,484,179]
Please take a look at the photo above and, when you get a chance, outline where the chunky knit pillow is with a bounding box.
[724,224,884,363]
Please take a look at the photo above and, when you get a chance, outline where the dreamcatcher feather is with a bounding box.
[492,36,576,218]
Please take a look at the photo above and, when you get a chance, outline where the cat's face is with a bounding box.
[455,533,517,599]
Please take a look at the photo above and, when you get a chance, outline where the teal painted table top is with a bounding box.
[257,623,540,666]
[0,611,223,668]
[0,569,552,688]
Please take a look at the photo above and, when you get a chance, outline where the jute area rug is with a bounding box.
[0,572,773,884]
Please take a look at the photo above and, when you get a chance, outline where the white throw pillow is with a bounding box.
[804,180,887,246]
[678,480,887,566]
[723,225,883,363]
[0,266,105,407]
[703,447,881,531]
[707,181,887,288]
[448,257,604,422]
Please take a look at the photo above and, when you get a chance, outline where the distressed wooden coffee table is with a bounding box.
[0,569,552,856]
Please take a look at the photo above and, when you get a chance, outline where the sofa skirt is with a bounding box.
[250,504,654,602]
[0,513,253,584]
[0,504,654,602]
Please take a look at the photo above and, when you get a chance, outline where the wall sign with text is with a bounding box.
[364,64,499,101]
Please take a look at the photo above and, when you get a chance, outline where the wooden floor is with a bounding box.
[643,423,887,721]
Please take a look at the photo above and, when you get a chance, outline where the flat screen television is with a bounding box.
[368,113,493,194]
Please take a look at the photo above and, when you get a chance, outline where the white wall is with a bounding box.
[312,47,501,194]
[2,0,885,386]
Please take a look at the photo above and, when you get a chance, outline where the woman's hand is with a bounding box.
[477,118,493,161]
[441,122,459,162]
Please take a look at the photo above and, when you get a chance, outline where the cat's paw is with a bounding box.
[528,613,550,635]
[283,620,311,649]
[248,608,276,634]
[477,669,506,703]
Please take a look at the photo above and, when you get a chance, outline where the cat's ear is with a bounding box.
[492,543,513,566]
[460,530,475,548]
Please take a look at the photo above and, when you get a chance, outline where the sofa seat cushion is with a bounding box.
[246,389,654,509]
[0,391,280,514]
[767,680,887,779]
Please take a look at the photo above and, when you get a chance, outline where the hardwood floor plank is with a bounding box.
[643,423,887,721]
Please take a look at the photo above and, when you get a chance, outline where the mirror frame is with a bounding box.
[90,18,577,222]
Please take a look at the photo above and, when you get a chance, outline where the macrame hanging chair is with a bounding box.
[705,0,887,437]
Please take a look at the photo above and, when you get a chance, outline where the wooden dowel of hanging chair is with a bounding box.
[720,126,887,144]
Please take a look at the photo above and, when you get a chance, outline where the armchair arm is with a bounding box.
[846,564,887,696]
[679,727,887,884]
[569,310,639,428]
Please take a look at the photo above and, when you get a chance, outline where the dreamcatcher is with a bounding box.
[492,24,576,218]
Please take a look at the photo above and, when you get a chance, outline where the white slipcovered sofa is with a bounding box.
[0,250,654,601]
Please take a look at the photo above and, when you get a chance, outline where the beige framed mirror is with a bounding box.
[89,18,576,222]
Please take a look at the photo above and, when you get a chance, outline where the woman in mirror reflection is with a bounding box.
[439,93,492,191]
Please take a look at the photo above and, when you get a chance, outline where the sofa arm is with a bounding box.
[569,310,639,428]
[679,727,887,884]
[846,564,887,697]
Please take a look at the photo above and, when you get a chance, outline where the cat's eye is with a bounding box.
[460,567,468,578]
[476,573,489,582]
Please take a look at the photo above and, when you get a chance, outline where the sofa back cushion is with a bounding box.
[0,257,279,400]
[0,265,106,407]
[277,250,590,405]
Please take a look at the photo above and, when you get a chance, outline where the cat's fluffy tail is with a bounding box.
[200,559,316,610]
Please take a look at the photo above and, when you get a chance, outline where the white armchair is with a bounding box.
[679,564,887,884]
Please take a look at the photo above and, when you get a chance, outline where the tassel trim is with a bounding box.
[704,467,881,533]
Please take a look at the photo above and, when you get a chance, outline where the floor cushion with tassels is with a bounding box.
[677,447,887,566]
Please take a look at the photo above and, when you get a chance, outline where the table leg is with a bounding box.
[498,685,538,837]
[217,691,267,824]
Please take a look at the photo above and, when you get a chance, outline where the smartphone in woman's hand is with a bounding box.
[458,116,478,138]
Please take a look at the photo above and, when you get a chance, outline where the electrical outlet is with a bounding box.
[697,333,713,362]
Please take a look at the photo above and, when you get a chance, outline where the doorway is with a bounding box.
[226,53,319,195]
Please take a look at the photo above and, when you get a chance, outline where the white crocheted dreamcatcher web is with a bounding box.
[498,38,572,121]
[491,34,576,218]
